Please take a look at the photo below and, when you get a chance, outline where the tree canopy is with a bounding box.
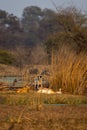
[45,7,87,57]
[0,6,87,65]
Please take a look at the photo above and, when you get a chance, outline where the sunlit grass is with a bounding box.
[50,46,87,95]
[0,91,87,105]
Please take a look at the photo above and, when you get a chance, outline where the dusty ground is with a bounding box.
[0,105,87,130]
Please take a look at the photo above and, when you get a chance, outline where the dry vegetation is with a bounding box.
[50,46,87,95]
[0,5,87,130]
[0,103,87,130]
[0,64,20,76]
[0,92,87,130]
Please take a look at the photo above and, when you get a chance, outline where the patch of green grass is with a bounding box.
[0,92,87,105]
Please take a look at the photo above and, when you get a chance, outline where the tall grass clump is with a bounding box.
[50,45,87,95]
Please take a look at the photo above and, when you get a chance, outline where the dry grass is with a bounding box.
[50,46,87,95]
[0,91,87,130]
[0,91,87,105]
[0,64,20,76]
[0,105,87,130]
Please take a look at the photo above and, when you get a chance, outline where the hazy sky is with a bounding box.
[0,0,87,17]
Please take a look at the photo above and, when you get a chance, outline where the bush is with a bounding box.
[0,50,16,65]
